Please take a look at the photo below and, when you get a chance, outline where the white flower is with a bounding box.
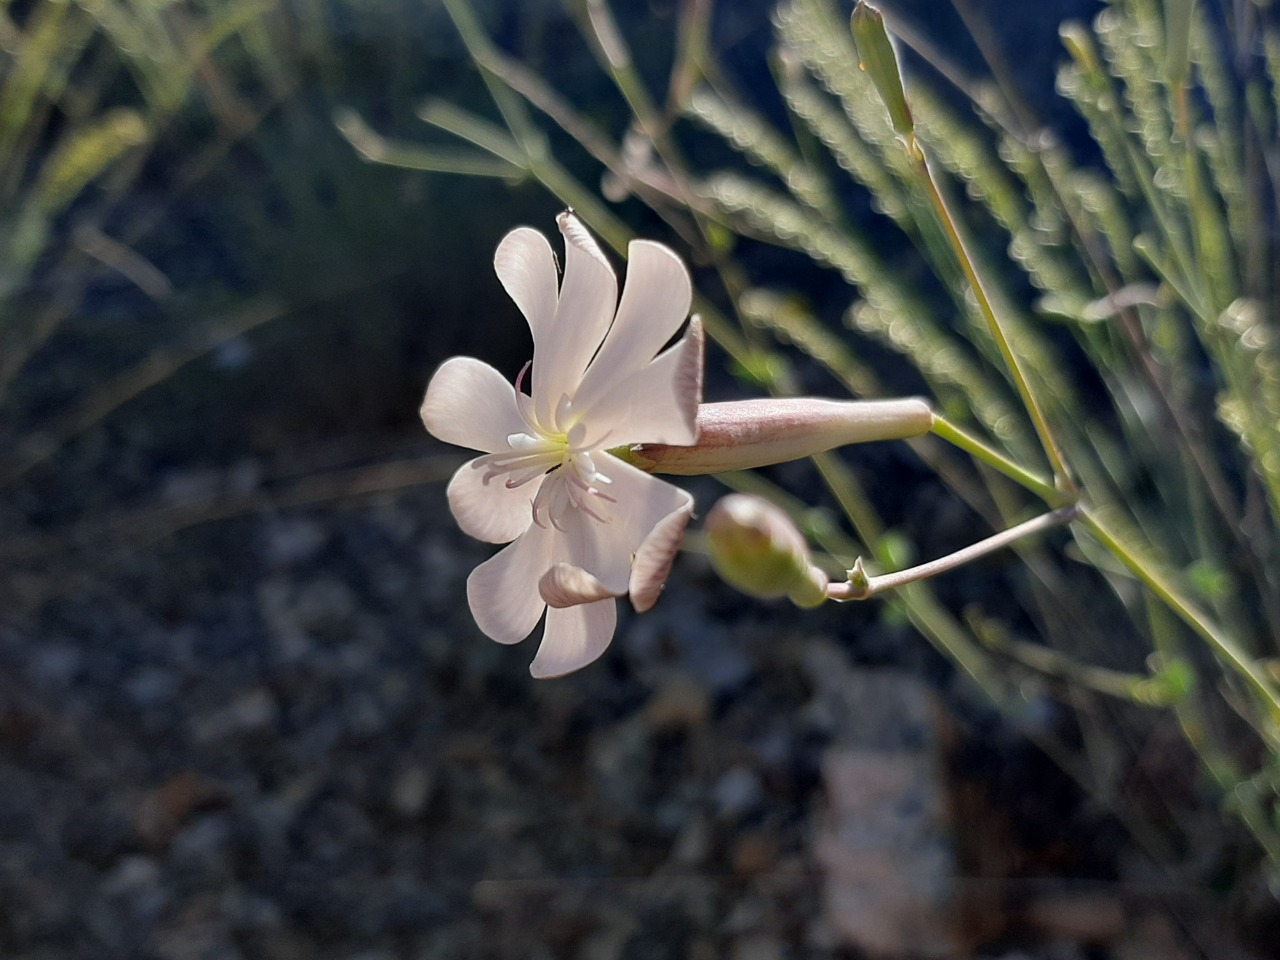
[421,212,702,678]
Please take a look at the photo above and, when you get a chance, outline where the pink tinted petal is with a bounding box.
[629,496,694,612]
[583,239,693,384]
[421,356,526,453]
[576,318,702,448]
[539,563,621,608]
[494,227,559,338]
[562,455,692,595]
[529,599,618,678]
[532,212,617,425]
[466,524,557,644]
[446,458,541,544]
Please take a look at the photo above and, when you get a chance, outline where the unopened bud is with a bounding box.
[704,494,828,607]
[851,2,915,146]
[626,397,933,476]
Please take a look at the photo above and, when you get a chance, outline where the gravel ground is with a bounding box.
[1,435,1267,960]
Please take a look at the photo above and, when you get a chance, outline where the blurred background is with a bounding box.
[1,1,1271,958]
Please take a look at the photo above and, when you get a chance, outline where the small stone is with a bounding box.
[26,643,82,691]
[170,814,233,876]
[731,832,778,877]
[160,469,222,505]
[103,854,166,923]
[808,649,958,959]
[126,667,178,707]
[390,765,435,819]
[670,815,711,867]
[262,517,329,567]
[674,622,753,696]
[587,721,652,814]
[1022,890,1125,946]
[191,688,277,743]
[642,673,709,732]
[224,889,284,934]
[816,750,955,957]
[291,577,358,633]
[1114,909,1197,960]
[732,933,785,960]
[713,766,764,820]
[134,771,230,849]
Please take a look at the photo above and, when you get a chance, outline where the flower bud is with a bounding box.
[704,494,828,607]
[625,397,933,476]
[851,2,915,144]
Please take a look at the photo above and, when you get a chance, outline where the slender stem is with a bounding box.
[909,150,1075,492]
[1079,506,1280,722]
[930,413,1062,505]
[829,505,1078,601]
[972,618,1150,701]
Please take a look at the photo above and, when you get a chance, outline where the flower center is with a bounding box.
[476,415,616,531]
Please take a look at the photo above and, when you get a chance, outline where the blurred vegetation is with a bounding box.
[343,0,1280,918]
[0,0,568,519]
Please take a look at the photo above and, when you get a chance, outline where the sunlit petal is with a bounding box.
[466,524,557,644]
[532,212,617,423]
[561,454,693,595]
[629,496,694,612]
[582,238,693,384]
[576,318,702,448]
[539,562,621,608]
[494,226,559,339]
[421,356,527,453]
[446,458,541,544]
[529,600,617,678]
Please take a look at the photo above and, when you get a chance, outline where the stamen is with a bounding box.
[578,498,609,523]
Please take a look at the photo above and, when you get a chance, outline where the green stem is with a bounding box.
[1079,506,1280,723]
[930,413,1062,505]
[912,151,1076,493]
[830,505,1077,600]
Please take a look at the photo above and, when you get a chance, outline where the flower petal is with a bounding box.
[576,318,703,448]
[539,562,622,608]
[494,226,559,339]
[529,599,618,678]
[447,458,541,544]
[586,238,693,380]
[421,356,527,453]
[560,454,693,595]
[466,524,557,644]
[629,496,694,612]
[532,212,617,425]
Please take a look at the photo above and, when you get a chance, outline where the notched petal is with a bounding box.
[539,562,622,608]
[447,458,540,544]
[629,494,694,613]
[574,318,704,449]
[609,238,694,362]
[494,226,559,337]
[532,212,618,414]
[557,210,612,274]
[672,316,704,437]
[465,527,555,644]
[421,356,526,454]
[530,600,618,678]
